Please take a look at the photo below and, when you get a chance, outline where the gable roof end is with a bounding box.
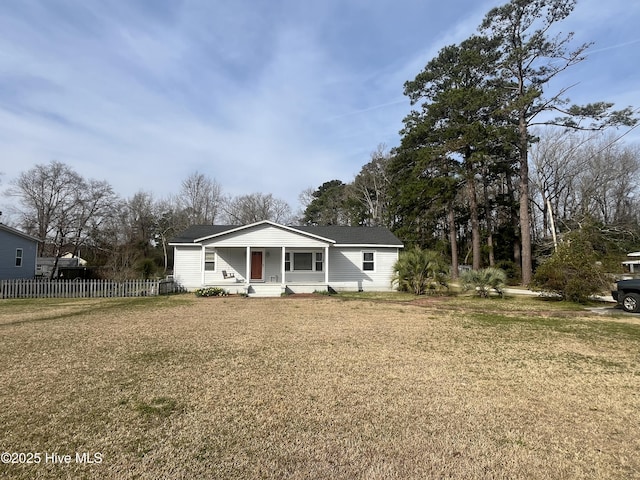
[169,222,403,247]
[0,223,40,243]
[193,220,336,244]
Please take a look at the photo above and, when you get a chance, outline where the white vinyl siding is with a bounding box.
[204,224,330,248]
[208,248,246,284]
[328,247,399,291]
[173,246,203,289]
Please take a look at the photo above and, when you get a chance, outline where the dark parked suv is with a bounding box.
[612,279,640,313]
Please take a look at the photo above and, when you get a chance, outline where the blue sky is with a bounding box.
[1,0,639,217]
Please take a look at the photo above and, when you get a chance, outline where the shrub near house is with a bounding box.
[194,287,228,297]
[392,246,449,295]
[533,234,609,303]
[461,268,507,298]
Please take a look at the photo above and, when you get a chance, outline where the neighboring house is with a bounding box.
[60,252,88,266]
[169,220,404,296]
[0,223,39,280]
[36,254,88,279]
[622,251,640,274]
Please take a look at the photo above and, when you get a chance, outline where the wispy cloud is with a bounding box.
[0,0,638,217]
[588,38,640,55]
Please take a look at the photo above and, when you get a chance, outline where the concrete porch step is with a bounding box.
[247,284,283,297]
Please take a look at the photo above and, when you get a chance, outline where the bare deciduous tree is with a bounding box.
[352,144,392,227]
[221,193,292,225]
[178,171,221,225]
[9,161,82,256]
[99,191,159,280]
[531,130,640,243]
[8,161,117,277]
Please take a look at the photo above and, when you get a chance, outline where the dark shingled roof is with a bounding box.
[170,223,403,246]
[169,225,237,244]
[294,225,403,245]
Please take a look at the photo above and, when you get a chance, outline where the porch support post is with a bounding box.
[324,245,329,285]
[281,246,286,287]
[201,245,206,286]
[245,246,251,285]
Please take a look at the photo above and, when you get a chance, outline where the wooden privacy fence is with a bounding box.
[0,279,182,299]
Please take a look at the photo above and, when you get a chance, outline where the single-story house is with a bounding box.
[169,220,404,296]
[0,223,39,280]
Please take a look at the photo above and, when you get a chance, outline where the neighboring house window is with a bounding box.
[15,249,23,267]
[204,250,216,271]
[285,251,323,271]
[362,251,375,271]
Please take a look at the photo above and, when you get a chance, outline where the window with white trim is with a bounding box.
[15,248,23,267]
[362,251,375,271]
[285,251,323,271]
[204,250,216,271]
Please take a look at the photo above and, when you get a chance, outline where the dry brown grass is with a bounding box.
[0,294,638,479]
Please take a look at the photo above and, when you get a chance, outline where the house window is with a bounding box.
[286,251,323,271]
[15,249,23,267]
[362,251,375,271]
[204,250,216,271]
[293,252,313,271]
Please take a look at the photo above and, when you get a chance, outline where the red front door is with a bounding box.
[250,251,263,280]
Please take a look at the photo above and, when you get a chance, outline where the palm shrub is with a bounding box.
[461,267,507,298]
[392,246,449,295]
[532,233,609,303]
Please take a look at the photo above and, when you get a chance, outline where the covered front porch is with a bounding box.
[202,246,330,296]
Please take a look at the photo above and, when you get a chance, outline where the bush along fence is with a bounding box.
[0,278,184,299]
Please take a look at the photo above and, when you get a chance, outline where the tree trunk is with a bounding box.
[468,177,481,270]
[482,166,495,267]
[504,171,521,270]
[50,229,63,280]
[447,205,459,280]
[519,116,533,285]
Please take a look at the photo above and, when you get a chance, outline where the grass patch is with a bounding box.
[468,311,640,341]
[0,295,638,479]
[0,295,193,327]
[135,396,180,417]
[470,311,559,325]
[334,290,428,302]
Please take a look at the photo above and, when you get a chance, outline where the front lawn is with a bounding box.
[0,294,638,479]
